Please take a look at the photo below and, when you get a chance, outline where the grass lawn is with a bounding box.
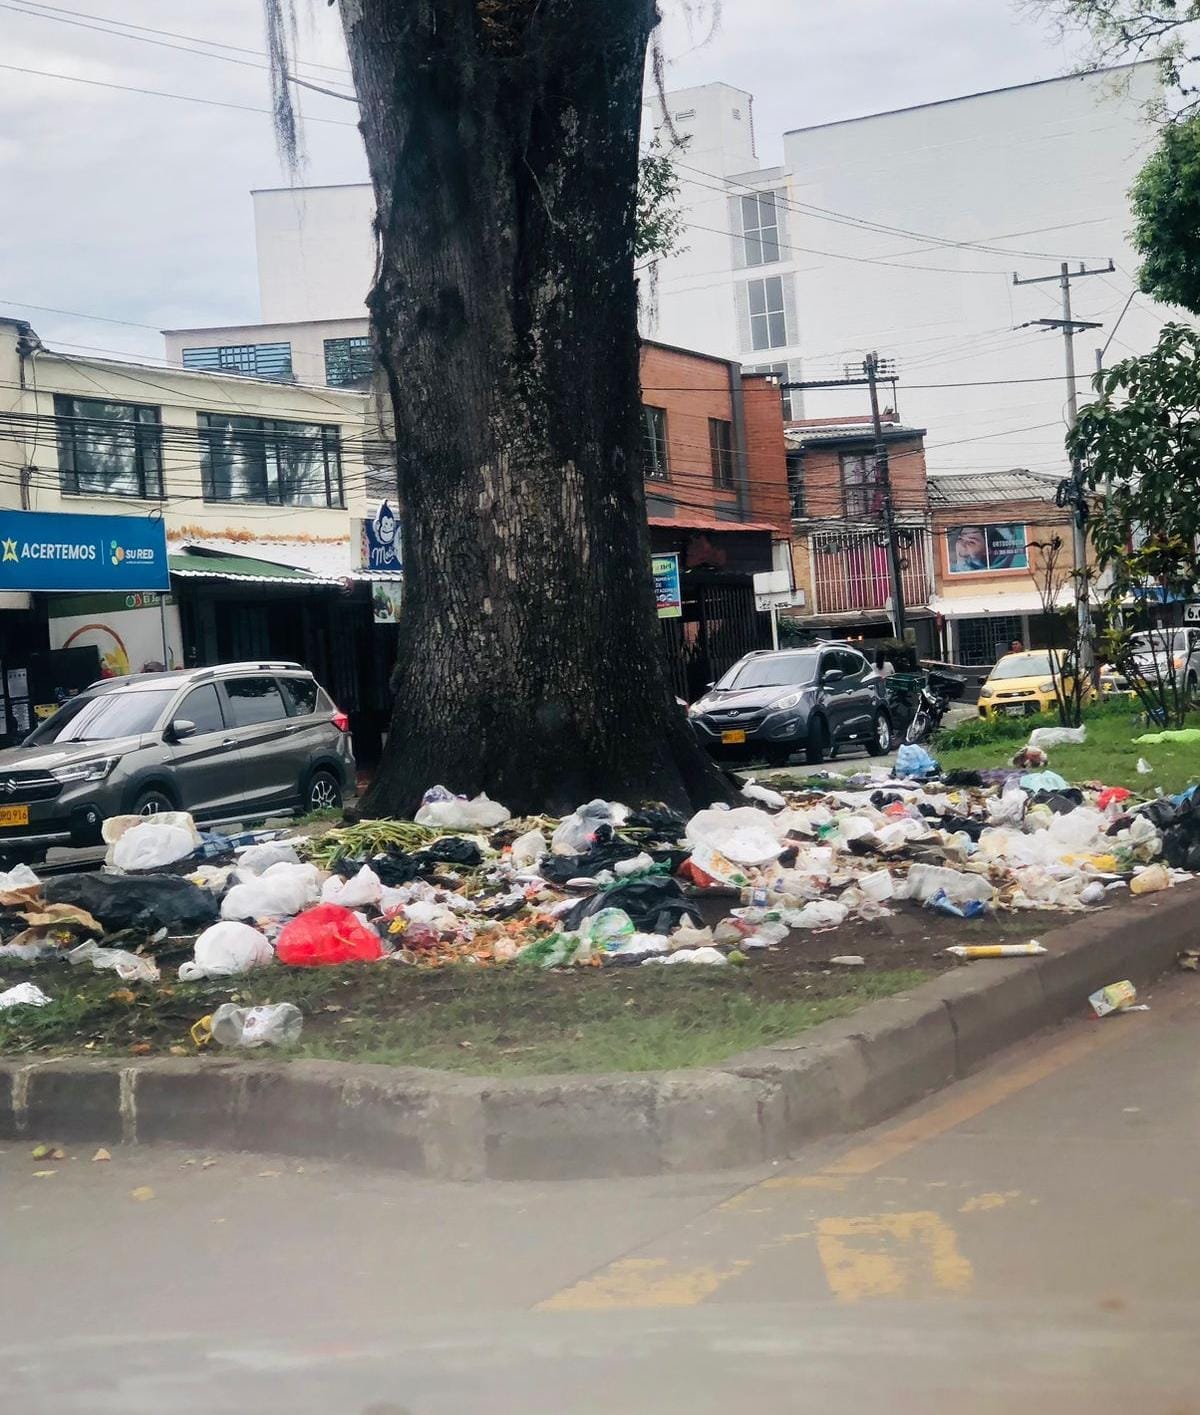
[0,958,928,1077]
[934,701,1200,795]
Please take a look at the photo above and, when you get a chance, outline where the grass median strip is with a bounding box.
[0,960,928,1076]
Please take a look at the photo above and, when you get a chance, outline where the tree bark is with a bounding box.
[338,0,733,817]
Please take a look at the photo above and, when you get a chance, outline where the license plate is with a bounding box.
[0,805,29,827]
[1003,705,1026,718]
[721,729,747,744]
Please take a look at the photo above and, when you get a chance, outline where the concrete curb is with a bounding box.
[1,883,1195,1179]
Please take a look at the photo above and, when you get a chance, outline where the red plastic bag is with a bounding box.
[1097,786,1132,810]
[275,904,383,967]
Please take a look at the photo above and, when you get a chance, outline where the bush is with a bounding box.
[933,696,1134,752]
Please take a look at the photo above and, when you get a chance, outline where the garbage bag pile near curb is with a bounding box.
[0,760,1196,1032]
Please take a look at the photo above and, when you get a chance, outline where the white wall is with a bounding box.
[252,184,376,324]
[0,321,371,542]
[651,66,1173,477]
[162,316,370,388]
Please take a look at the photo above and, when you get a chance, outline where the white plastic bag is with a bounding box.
[987,785,1027,826]
[789,900,849,929]
[1027,725,1087,750]
[742,779,787,811]
[0,863,40,892]
[236,841,301,875]
[178,921,275,982]
[112,821,197,872]
[901,863,993,906]
[320,864,383,908]
[645,946,728,966]
[220,862,322,920]
[510,829,548,869]
[607,932,670,959]
[103,811,200,867]
[211,1001,302,1048]
[614,852,655,877]
[0,982,50,1009]
[551,800,614,854]
[685,806,784,866]
[414,790,511,829]
[67,939,160,983]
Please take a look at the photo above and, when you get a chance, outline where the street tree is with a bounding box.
[262,0,731,817]
[1130,116,1200,314]
[1069,322,1200,723]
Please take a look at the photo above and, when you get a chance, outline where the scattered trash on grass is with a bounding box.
[829,955,866,967]
[178,921,274,981]
[210,1002,303,1048]
[1137,757,1154,775]
[0,982,51,1009]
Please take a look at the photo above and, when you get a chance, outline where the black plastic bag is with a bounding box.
[564,876,703,934]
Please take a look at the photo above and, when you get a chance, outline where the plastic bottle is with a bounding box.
[210,1002,303,1048]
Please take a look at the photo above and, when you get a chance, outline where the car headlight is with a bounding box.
[978,686,993,699]
[771,691,805,711]
[1038,681,1056,694]
[687,701,706,718]
[50,756,118,785]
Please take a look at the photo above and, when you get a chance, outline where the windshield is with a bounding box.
[989,654,1055,681]
[25,688,177,745]
[717,655,818,690]
[1131,631,1186,657]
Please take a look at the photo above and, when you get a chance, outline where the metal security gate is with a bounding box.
[660,581,771,703]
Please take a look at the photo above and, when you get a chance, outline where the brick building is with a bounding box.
[638,341,792,698]
[784,415,937,655]
[929,471,1085,665]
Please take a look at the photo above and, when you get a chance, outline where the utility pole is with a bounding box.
[863,352,907,640]
[783,355,908,641]
[1012,260,1114,678]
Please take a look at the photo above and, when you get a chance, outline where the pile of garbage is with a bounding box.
[0,737,1194,1042]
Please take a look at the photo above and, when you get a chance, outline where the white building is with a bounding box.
[647,65,1170,476]
[165,65,1170,487]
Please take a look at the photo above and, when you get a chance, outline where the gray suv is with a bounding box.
[0,661,355,861]
[688,645,893,766]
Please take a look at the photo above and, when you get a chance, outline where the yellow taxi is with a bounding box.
[976,650,1091,720]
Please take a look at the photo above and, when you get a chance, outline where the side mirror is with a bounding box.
[821,669,844,686]
[705,680,716,690]
[166,718,196,743]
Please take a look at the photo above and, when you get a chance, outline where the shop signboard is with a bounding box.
[358,501,404,575]
[653,553,682,619]
[47,591,182,678]
[0,509,169,592]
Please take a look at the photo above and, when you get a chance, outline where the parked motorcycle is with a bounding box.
[903,670,964,745]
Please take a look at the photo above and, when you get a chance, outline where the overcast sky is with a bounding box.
[0,0,1086,361]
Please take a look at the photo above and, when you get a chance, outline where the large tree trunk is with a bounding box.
[338,0,732,817]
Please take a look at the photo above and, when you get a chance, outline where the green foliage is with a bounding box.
[933,707,1062,751]
[635,134,687,263]
[1131,118,1200,312]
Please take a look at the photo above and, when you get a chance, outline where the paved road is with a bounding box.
[5,971,1197,1414]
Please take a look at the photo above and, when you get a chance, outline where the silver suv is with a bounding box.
[0,661,355,861]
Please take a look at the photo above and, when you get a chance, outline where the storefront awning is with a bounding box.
[168,551,342,587]
[930,587,1092,618]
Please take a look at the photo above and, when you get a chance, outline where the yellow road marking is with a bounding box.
[538,1257,750,1312]
[536,986,1193,1312]
[959,1190,1021,1214]
[815,1211,974,1302]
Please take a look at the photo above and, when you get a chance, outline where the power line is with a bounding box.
[0,61,359,128]
[4,0,353,76]
[0,0,356,92]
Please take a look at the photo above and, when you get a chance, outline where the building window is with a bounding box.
[945,523,1029,574]
[747,276,786,350]
[54,395,163,499]
[181,343,294,382]
[643,405,669,481]
[841,452,884,519]
[674,108,696,121]
[324,336,374,387]
[957,615,1024,666]
[741,192,780,266]
[198,413,344,507]
[708,418,734,490]
[746,363,796,420]
[786,451,805,518]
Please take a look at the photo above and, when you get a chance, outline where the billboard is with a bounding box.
[47,591,182,678]
[945,523,1028,574]
[0,509,169,592]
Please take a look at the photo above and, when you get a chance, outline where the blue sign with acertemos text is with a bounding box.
[0,509,169,592]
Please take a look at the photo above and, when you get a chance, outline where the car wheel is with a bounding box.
[132,787,175,817]
[765,747,793,769]
[1188,673,1198,704]
[804,715,830,765]
[867,710,892,756]
[306,769,342,813]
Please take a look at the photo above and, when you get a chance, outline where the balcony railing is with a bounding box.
[808,525,933,615]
